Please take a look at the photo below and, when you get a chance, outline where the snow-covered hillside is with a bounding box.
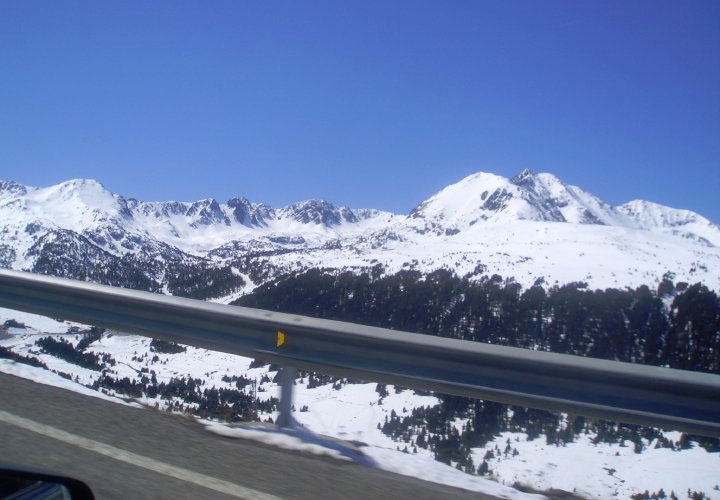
[2,171,719,498]
[1,309,718,499]
[1,170,719,292]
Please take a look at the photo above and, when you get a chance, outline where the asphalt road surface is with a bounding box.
[0,373,502,499]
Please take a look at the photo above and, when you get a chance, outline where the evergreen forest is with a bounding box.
[234,268,720,476]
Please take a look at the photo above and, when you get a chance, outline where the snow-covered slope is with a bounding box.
[1,171,718,292]
[2,310,718,500]
[617,199,720,247]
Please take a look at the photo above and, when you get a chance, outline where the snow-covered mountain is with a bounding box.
[617,199,720,247]
[2,172,720,499]
[409,170,622,228]
[1,171,719,294]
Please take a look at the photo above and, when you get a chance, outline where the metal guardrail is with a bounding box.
[0,268,719,436]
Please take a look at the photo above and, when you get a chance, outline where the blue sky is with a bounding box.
[1,1,718,221]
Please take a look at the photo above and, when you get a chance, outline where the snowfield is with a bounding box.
[2,307,718,500]
[472,431,720,499]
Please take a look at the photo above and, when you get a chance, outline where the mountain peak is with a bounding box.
[0,180,27,196]
[226,197,273,227]
[511,168,535,184]
[617,199,720,246]
[186,198,229,227]
[408,171,520,224]
[43,178,116,203]
[280,199,359,226]
[409,169,630,227]
[56,178,107,191]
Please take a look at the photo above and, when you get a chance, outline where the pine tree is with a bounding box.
[478,460,489,476]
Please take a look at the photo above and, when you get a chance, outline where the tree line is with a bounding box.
[235,268,720,373]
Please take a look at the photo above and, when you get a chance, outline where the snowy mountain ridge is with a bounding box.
[1,170,719,292]
[409,169,717,236]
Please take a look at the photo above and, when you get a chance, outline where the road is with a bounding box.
[0,373,497,500]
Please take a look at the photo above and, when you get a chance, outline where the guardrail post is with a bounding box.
[276,366,297,428]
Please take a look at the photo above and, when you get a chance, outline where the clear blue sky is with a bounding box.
[1,1,718,221]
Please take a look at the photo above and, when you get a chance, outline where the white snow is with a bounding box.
[618,199,720,247]
[0,307,76,333]
[0,359,138,407]
[361,445,546,500]
[0,179,126,234]
[201,420,357,462]
[202,419,545,499]
[473,431,720,500]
